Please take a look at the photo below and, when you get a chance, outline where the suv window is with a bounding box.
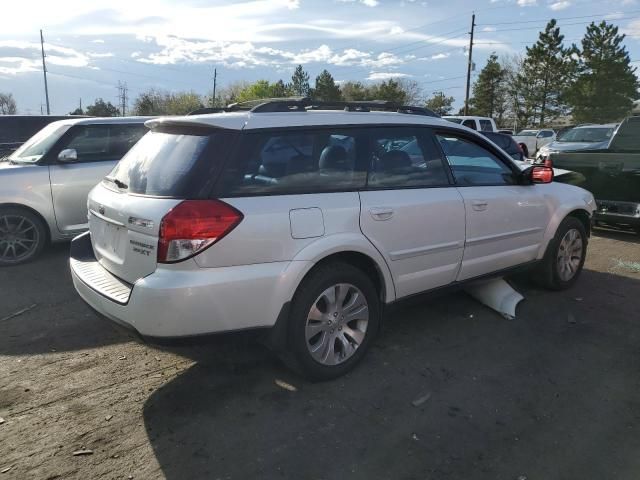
[219,129,366,195]
[60,124,147,162]
[436,133,515,186]
[538,130,554,138]
[462,119,476,130]
[367,129,449,188]
[479,119,493,132]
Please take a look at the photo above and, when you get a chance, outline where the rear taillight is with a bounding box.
[158,200,243,263]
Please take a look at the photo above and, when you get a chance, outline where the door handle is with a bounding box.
[369,207,394,221]
[471,201,488,212]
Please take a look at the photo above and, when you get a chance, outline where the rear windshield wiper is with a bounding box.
[104,176,128,190]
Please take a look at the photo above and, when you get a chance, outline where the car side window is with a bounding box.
[61,126,112,162]
[219,129,366,195]
[436,133,515,186]
[462,119,476,130]
[108,125,147,158]
[479,119,493,132]
[367,128,449,188]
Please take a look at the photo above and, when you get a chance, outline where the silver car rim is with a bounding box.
[0,214,39,262]
[556,228,583,282]
[305,283,369,366]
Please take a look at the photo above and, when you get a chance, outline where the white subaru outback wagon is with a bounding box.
[70,99,596,380]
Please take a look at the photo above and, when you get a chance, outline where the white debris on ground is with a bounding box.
[464,278,524,320]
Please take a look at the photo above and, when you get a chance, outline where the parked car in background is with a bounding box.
[551,116,640,234]
[70,98,594,380]
[0,115,83,159]
[513,128,556,158]
[0,117,150,265]
[498,129,514,135]
[443,115,497,132]
[481,131,525,161]
[535,123,618,163]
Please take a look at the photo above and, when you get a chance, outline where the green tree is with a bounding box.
[85,98,119,117]
[68,107,84,115]
[236,80,276,102]
[518,19,577,126]
[370,79,409,103]
[291,64,311,96]
[341,81,370,101]
[165,92,203,115]
[469,54,506,121]
[425,92,455,116]
[314,69,341,102]
[270,79,292,98]
[0,92,17,114]
[568,21,639,123]
[133,89,167,115]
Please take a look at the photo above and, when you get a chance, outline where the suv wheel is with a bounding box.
[0,207,47,266]
[535,216,587,290]
[286,262,380,380]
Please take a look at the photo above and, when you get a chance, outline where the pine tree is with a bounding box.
[469,54,506,121]
[370,79,408,103]
[568,21,639,123]
[314,70,342,101]
[517,20,577,126]
[291,65,311,97]
[425,92,454,116]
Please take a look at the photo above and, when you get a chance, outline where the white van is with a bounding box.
[443,116,497,132]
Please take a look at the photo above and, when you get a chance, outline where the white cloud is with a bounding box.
[287,0,300,9]
[549,1,571,10]
[430,53,450,60]
[624,18,640,39]
[337,0,379,6]
[482,26,497,32]
[87,52,114,58]
[0,40,90,74]
[366,72,411,80]
[517,0,538,5]
[90,39,105,44]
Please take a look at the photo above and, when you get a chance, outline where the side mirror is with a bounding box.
[58,148,78,163]
[531,166,554,183]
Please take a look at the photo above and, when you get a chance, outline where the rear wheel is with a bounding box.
[535,216,587,290]
[0,207,47,266]
[286,262,380,381]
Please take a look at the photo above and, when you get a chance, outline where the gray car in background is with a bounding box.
[536,123,618,163]
[0,117,150,265]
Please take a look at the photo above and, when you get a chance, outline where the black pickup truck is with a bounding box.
[551,115,640,234]
[0,115,82,159]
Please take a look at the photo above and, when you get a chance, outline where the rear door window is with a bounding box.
[462,119,477,130]
[58,124,148,163]
[217,129,366,196]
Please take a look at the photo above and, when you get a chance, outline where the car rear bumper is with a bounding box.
[70,232,311,338]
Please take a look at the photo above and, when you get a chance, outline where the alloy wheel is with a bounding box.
[0,214,40,263]
[305,283,369,366]
[556,228,583,282]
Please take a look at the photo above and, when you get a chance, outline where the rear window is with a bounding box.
[479,119,493,132]
[107,129,235,197]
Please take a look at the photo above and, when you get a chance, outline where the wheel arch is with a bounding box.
[537,207,592,260]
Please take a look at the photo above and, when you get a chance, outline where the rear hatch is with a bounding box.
[88,123,239,284]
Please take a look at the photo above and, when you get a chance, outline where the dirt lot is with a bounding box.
[1,229,639,480]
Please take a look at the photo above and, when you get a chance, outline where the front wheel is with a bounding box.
[535,216,587,290]
[0,207,47,266]
[286,262,381,381]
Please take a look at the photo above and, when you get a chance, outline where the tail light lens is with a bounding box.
[158,200,243,263]
[532,166,554,184]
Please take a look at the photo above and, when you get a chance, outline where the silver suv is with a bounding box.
[0,117,150,265]
[70,99,595,379]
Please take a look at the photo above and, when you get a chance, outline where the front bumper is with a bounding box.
[70,232,310,338]
[594,200,640,227]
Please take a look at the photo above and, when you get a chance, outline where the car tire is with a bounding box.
[535,216,587,290]
[520,144,529,158]
[0,207,47,266]
[285,262,381,381]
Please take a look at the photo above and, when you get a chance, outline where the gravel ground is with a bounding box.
[1,228,639,480]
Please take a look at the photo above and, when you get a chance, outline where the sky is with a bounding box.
[1,0,640,114]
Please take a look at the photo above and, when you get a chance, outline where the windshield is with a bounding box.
[444,117,463,124]
[516,130,537,136]
[557,126,615,143]
[9,123,71,163]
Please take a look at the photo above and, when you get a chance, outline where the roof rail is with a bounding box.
[249,98,438,117]
[187,107,226,115]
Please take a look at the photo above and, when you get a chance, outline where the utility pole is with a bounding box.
[211,68,217,107]
[464,13,475,116]
[117,81,128,116]
[40,29,51,115]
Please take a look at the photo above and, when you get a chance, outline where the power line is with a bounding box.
[477,9,640,26]
[489,16,640,33]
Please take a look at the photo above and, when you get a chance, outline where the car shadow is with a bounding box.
[593,226,640,245]
[143,270,640,480]
[0,242,130,355]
